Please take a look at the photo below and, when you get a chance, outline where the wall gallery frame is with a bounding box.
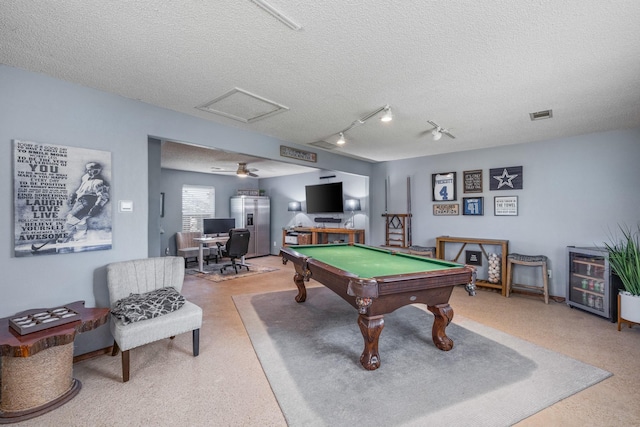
[463,197,484,215]
[432,172,457,201]
[13,140,112,256]
[490,166,523,190]
[494,196,518,216]
[463,169,483,193]
[433,203,459,216]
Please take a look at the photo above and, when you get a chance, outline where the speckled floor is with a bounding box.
[16,255,640,426]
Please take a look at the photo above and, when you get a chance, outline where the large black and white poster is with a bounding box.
[14,140,112,257]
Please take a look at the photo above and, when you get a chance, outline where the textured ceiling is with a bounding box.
[161,141,317,178]
[2,1,640,175]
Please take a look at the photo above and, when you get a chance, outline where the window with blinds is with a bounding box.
[182,185,215,232]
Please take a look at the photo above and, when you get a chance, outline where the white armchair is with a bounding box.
[106,256,202,382]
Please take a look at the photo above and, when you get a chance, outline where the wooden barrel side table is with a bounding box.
[0,301,109,424]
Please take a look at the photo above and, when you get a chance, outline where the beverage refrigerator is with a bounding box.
[566,246,624,321]
[230,196,270,258]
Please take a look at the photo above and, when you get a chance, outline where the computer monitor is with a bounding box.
[203,218,235,236]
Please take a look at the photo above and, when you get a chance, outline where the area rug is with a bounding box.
[185,263,277,282]
[233,287,612,427]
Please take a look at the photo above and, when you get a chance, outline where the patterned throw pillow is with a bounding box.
[111,287,186,325]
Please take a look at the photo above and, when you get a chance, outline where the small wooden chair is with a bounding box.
[506,253,550,304]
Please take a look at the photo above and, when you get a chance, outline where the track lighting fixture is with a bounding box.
[380,106,393,122]
[331,104,392,146]
[250,0,302,31]
[427,120,456,140]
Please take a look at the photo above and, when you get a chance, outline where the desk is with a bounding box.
[0,301,109,423]
[282,227,365,246]
[435,236,509,296]
[280,244,475,370]
[194,236,229,273]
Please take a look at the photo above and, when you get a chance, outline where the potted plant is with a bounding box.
[604,224,640,325]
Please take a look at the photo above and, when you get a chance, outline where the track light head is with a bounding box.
[337,132,346,145]
[380,106,393,122]
[432,128,443,141]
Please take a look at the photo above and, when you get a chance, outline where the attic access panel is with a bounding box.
[196,87,289,123]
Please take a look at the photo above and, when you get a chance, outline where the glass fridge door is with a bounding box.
[568,250,607,316]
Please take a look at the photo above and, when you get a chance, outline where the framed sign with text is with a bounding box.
[463,169,483,193]
[433,203,459,216]
[494,196,518,216]
[280,145,317,163]
[465,250,483,266]
[432,172,457,201]
[13,140,112,257]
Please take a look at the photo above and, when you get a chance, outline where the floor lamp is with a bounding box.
[344,198,361,229]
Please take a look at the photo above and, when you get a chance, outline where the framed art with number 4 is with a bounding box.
[432,172,457,201]
[463,197,484,215]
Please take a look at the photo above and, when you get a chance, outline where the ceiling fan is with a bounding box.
[421,120,456,140]
[211,162,259,177]
[236,162,259,177]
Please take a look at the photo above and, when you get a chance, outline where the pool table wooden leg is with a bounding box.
[428,303,454,351]
[292,272,307,303]
[357,314,384,370]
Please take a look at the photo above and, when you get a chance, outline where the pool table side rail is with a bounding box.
[374,267,474,295]
[280,246,474,296]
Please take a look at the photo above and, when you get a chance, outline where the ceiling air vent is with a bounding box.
[529,109,553,121]
[308,140,337,150]
[196,87,289,123]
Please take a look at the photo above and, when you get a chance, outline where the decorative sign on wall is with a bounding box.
[432,172,457,201]
[463,169,483,193]
[433,203,459,216]
[494,196,518,216]
[463,197,484,215]
[490,166,523,190]
[13,140,112,256]
[280,145,317,162]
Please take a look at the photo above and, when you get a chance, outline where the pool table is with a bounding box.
[280,244,476,370]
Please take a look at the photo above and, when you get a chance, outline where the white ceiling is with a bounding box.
[161,141,317,178]
[2,1,640,176]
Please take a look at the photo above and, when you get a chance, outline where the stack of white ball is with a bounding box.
[488,253,501,283]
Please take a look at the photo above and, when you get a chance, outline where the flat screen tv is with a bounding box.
[203,218,235,236]
[305,182,344,214]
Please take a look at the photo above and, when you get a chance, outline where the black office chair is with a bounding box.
[217,228,250,273]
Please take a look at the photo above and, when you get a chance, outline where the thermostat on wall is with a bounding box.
[119,200,134,212]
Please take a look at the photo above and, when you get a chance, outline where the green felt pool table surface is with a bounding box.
[288,243,462,278]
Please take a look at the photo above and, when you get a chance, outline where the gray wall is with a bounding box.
[260,170,370,252]
[2,63,639,355]
[369,129,640,297]
[157,167,369,256]
[159,168,259,256]
[0,65,372,354]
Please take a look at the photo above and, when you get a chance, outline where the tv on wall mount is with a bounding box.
[304,182,344,214]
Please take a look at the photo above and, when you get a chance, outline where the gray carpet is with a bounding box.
[233,287,612,427]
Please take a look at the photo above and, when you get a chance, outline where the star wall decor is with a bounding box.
[490,166,523,190]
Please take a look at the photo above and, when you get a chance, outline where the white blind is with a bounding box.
[182,185,215,232]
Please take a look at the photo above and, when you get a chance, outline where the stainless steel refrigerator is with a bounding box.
[230,196,270,258]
